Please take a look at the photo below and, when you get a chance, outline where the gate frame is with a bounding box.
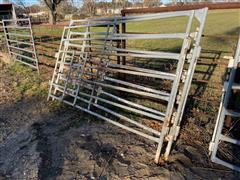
[209,36,240,172]
[48,8,208,163]
[2,18,39,73]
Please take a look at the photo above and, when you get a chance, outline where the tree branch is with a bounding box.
[43,0,52,10]
[55,0,63,5]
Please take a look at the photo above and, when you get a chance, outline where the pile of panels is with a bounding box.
[2,18,39,73]
[48,8,208,163]
[209,36,240,172]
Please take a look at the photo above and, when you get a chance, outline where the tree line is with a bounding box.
[5,0,225,24]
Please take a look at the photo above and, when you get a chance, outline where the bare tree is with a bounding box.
[131,0,144,8]
[41,0,64,25]
[82,0,96,16]
[57,1,78,17]
[143,0,160,7]
[14,0,29,14]
[113,0,131,9]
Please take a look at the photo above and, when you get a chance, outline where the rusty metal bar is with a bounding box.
[121,2,240,15]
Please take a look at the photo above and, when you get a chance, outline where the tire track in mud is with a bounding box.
[31,110,83,179]
[32,122,55,180]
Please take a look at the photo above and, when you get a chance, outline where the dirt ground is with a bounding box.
[0,61,240,180]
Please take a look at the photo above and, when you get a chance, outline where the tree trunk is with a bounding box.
[49,11,57,25]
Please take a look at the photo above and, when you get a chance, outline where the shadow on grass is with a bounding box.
[204,26,240,47]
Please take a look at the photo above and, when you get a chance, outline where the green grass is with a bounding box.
[32,9,239,53]
[126,9,239,53]
[201,9,239,53]
[9,62,48,100]
[33,8,239,37]
[33,25,64,36]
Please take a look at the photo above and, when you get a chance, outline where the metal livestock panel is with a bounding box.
[2,18,39,73]
[209,36,240,172]
[48,8,208,163]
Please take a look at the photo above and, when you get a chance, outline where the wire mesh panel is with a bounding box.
[2,18,39,73]
[48,8,208,163]
[209,36,240,172]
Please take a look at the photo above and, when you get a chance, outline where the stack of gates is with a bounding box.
[2,18,39,73]
[209,36,240,172]
[48,8,208,162]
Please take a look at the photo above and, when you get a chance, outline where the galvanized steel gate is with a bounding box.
[2,18,39,73]
[209,36,240,171]
[48,8,208,162]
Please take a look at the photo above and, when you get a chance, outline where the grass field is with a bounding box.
[33,9,240,51]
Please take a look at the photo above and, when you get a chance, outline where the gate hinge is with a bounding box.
[184,37,192,50]
[176,91,182,104]
[64,41,69,47]
[165,135,173,141]
[55,52,59,58]
[186,46,201,63]
[171,112,176,123]
[190,32,197,38]
[181,70,187,82]
[186,49,193,62]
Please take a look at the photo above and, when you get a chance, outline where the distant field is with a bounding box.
[126,9,239,53]
[33,9,240,54]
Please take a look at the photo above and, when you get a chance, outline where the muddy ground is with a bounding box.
[0,61,240,180]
